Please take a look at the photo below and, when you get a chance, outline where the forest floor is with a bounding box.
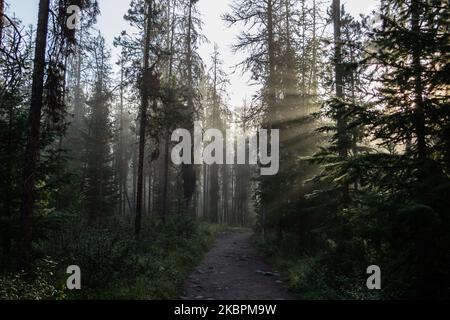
[182,231,297,300]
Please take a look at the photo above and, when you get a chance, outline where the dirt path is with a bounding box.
[182,231,296,300]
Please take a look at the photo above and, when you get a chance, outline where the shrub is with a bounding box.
[0,258,65,300]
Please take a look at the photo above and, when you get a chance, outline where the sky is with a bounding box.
[7,0,377,108]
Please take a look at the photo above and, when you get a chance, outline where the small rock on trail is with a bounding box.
[183,231,296,300]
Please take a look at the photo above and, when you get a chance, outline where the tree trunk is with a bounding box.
[222,164,229,224]
[411,0,426,160]
[74,27,84,125]
[209,50,219,223]
[0,0,4,48]
[143,164,147,215]
[267,0,276,120]
[231,165,237,225]
[3,90,14,270]
[118,54,125,216]
[203,162,208,218]
[332,0,349,203]
[209,164,219,223]
[149,164,153,216]
[182,0,196,210]
[18,0,50,269]
[132,143,137,212]
[310,0,318,96]
[161,133,169,219]
[411,0,429,296]
[332,0,347,159]
[135,0,153,238]
[300,0,306,94]
[160,0,176,219]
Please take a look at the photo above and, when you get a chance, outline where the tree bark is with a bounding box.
[18,0,50,269]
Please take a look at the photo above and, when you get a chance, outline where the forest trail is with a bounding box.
[182,231,296,300]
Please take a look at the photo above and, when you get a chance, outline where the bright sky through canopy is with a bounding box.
[7,0,377,108]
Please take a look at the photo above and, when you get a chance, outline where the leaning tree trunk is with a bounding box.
[18,0,50,269]
[0,0,4,48]
[135,0,153,238]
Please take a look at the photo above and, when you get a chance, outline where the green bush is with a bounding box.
[256,234,382,300]
[37,215,216,299]
[0,258,65,300]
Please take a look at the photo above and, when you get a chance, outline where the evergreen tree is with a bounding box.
[82,33,117,226]
[0,15,33,270]
[358,0,450,297]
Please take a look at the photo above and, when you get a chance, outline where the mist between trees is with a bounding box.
[170,121,280,176]
[0,0,449,300]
